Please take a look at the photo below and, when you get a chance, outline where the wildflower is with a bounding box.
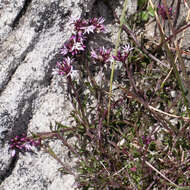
[72,18,88,32]
[80,25,96,34]
[71,41,85,54]
[9,134,41,157]
[89,17,106,33]
[61,34,86,56]
[158,4,172,20]
[61,17,106,57]
[113,44,133,63]
[122,44,134,54]
[60,44,69,56]
[53,57,74,77]
[91,47,111,64]
[71,17,106,34]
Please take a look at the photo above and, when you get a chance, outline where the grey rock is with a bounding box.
[0,0,138,189]
[0,0,26,42]
[0,0,84,188]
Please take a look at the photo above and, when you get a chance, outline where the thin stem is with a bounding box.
[67,76,89,127]
[120,22,170,68]
[145,161,178,188]
[107,0,128,124]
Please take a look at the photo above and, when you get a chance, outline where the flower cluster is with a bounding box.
[158,4,172,20]
[72,17,106,35]
[9,134,41,157]
[54,17,106,77]
[91,47,112,64]
[113,44,133,63]
[61,34,86,56]
[52,57,74,77]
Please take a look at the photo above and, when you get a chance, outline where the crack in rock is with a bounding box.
[11,0,33,29]
[0,0,85,189]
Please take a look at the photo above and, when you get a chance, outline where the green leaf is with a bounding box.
[141,11,149,21]
[148,6,155,17]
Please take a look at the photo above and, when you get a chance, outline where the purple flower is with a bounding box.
[113,44,133,63]
[91,47,111,64]
[53,57,74,77]
[70,16,106,33]
[70,17,106,34]
[61,34,86,56]
[158,4,172,20]
[73,18,88,32]
[80,25,96,34]
[61,44,69,56]
[89,17,106,33]
[24,143,32,151]
[60,17,106,58]
[71,41,85,53]
[91,48,99,60]
[122,44,134,54]
[9,134,41,157]
[57,57,73,76]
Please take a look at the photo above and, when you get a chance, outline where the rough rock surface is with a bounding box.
[0,0,90,189]
[0,0,137,189]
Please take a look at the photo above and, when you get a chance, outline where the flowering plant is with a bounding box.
[9,2,190,189]
[9,134,41,157]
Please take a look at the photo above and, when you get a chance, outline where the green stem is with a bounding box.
[107,0,128,124]
[67,76,90,127]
